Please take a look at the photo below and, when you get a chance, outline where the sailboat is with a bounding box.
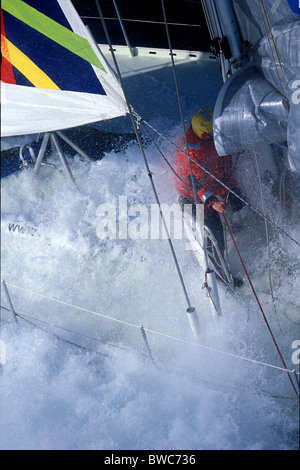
[1,0,299,409]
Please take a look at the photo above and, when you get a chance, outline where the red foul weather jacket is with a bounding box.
[174,126,237,209]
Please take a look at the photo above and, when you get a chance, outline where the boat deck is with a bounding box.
[95,45,221,133]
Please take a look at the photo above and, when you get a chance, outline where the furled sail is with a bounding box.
[1,0,128,137]
[202,0,300,174]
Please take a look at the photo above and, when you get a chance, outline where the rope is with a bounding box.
[222,214,299,400]
[258,0,289,91]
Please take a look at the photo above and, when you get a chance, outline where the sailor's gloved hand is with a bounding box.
[212,201,228,214]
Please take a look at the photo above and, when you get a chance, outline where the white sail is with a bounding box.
[201,0,300,174]
[1,0,128,137]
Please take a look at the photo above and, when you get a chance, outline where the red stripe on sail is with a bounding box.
[1,9,16,84]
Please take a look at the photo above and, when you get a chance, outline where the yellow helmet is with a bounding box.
[191,108,213,138]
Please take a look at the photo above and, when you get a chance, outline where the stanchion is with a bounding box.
[1,280,18,324]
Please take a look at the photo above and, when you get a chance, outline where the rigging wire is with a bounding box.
[137,119,190,188]
[81,15,208,29]
[258,0,289,91]
[1,294,299,379]
[252,149,284,336]
[276,165,287,226]
[160,0,200,206]
[95,0,200,335]
[202,0,227,82]
[1,304,296,402]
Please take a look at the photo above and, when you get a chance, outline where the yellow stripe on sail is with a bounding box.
[1,35,60,90]
[1,33,12,63]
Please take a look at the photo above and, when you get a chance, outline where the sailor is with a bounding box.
[175,108,245,257]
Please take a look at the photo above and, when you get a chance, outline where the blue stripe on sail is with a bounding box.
[12,65,34,87]
[21,0,72,30]
[3,8,106,95]
[287,0,300,14]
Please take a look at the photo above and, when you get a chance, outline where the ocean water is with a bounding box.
[1,30,299,449]
[1,132,299,450]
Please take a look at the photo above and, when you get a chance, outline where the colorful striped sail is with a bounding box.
[1,0,128,137]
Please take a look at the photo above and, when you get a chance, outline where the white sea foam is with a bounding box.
[1,134,299,450]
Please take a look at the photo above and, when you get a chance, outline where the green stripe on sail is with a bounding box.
[2,0,106,72]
